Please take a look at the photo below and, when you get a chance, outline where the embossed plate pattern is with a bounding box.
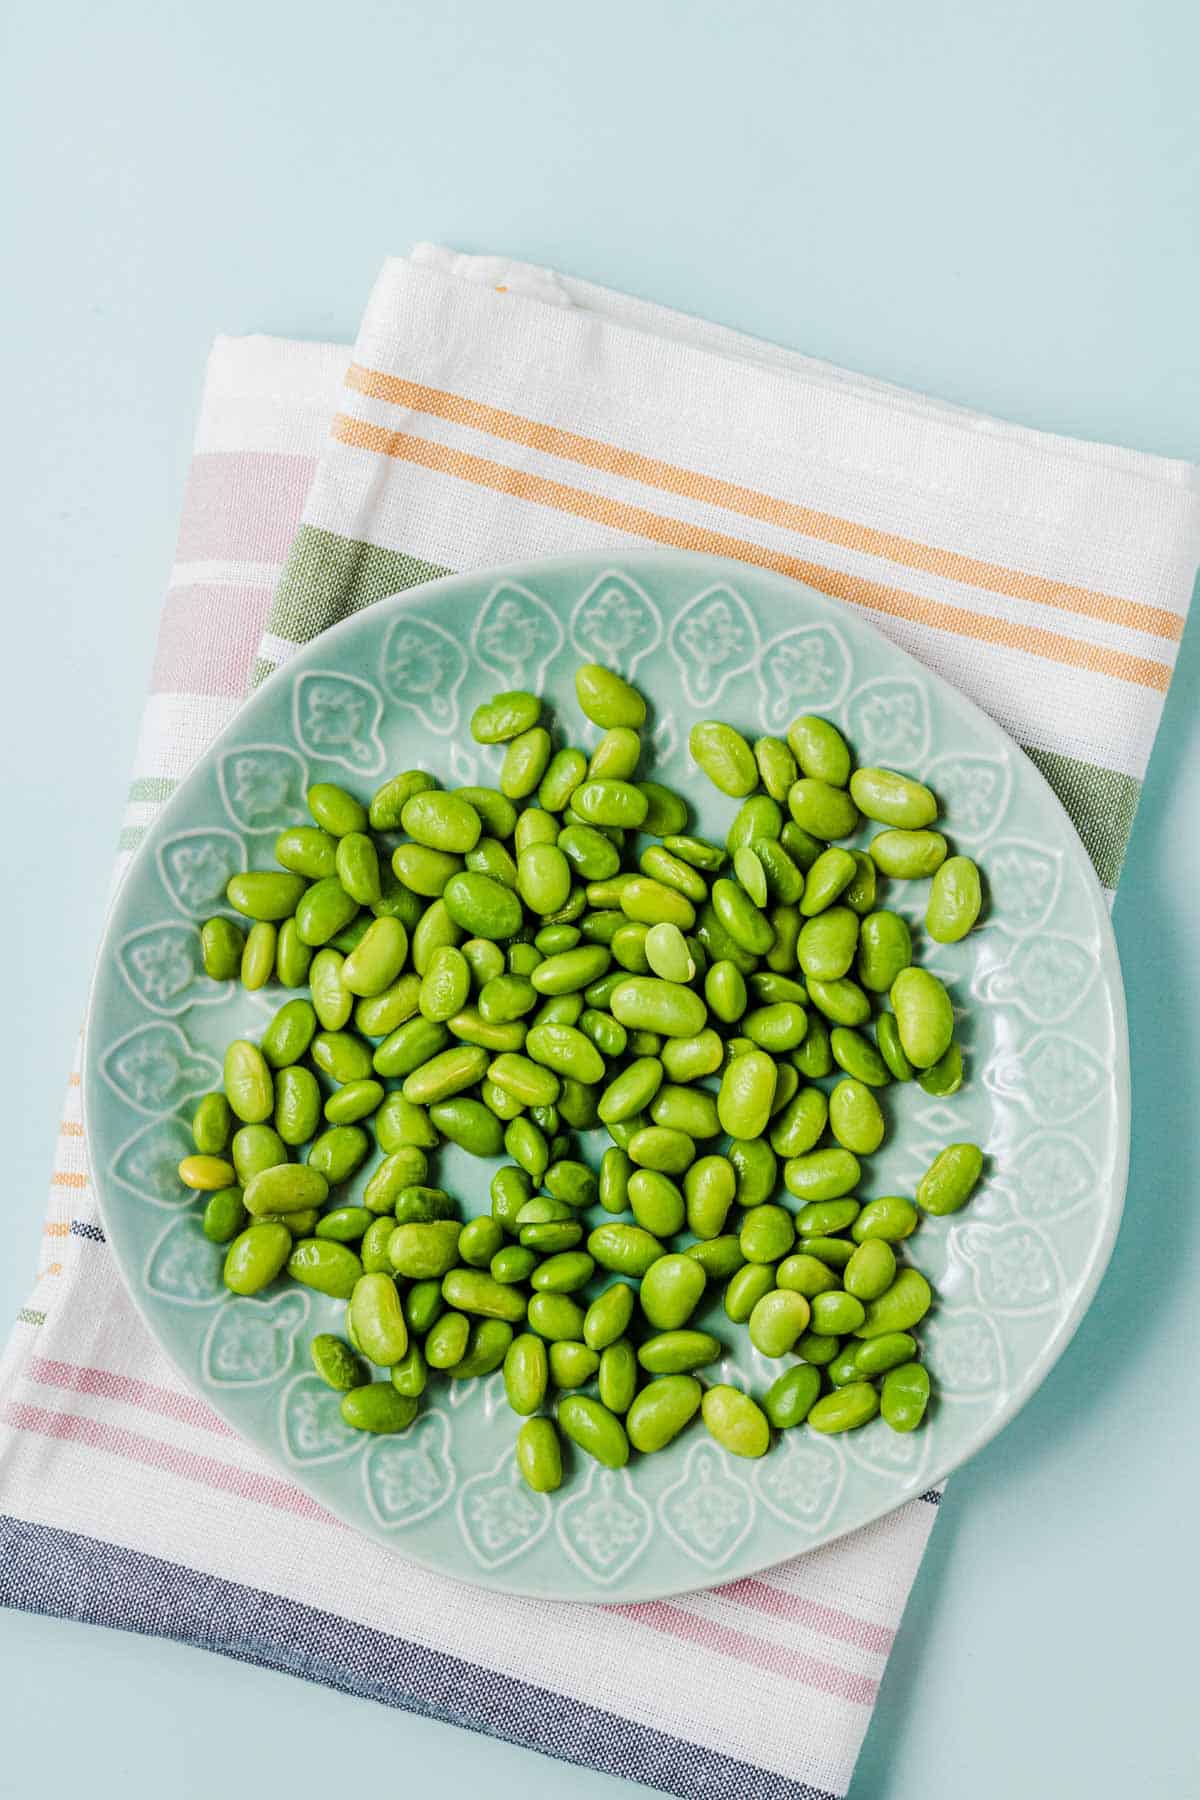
[82,552,1129,1601]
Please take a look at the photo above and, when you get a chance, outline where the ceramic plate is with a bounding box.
[82,551,1129,1601]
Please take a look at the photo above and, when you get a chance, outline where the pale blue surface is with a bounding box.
[0,1,1196,1795]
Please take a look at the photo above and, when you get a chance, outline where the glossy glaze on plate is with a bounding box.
[83,552,1129,1601]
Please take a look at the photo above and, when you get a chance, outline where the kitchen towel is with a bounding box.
[2,246,1197,1800]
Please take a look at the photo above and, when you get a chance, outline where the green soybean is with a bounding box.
[881,1362,931,1432]
[763,1363,822,1430]
[870,829,948,879]
[627,1375,702,1452]
[926,855,982,942]
[808,1383,880,1434]
[516,1417,563,1492]
[224,1222,292,1295]
[557,1394,630,1468]
[917,1142,984,1215]
[701,1386,770,1458]
[855,1268,933,1337]
[200,916,244,981]
[890,967,954,1069]
[340,1385,418,1434]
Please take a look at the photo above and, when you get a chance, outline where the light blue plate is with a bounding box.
[82,551,1129,1601]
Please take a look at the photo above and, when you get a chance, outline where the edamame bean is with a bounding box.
[627,1375,702,1452]
[717,1048,776,1139]
[797,907,859,981]
[224,1222,292,1295]
[792,1015,833,1078]
[308,1125,371,1186]
[844,1238,897,1301]
[287,1237,363,1299]
[498,726,551,801]
[806,975,872,1027]
[583,1282,636,1351]
[441,870,523,940]
[727,1136,777,1208]
[471,690,541,744]
[740,1204,795,1264]
[388,1220,462,1278]
[226,871,307,922]
[784,1147,860,1202]
[367,769,437,831]
[503,1333,549,1415]
[919,1041,963,1097]
[850,767,938,828]
[875,1012,915,1082]
[797,848,857,917]
[786,715,851,785]
[575,664,646,729]
[550,1341,601,1389]
[571,778,649,829]
[292,877,359,948]
[689,720,758,796]
[516,1416,563,1492]
[769,1086,828,1158]
[593,1346,633,1411]
[340,1385,418,1434]
[683,1155,736,1239]
[776,1252,840,1297]
[795,1198,861,1237]
[701,1386,770,1458]
[856,1332,918,1377]
[200,916,244,981]
[724,1262,777,1322]
[763,1363,822,1429]
[598,1146,632,1215]
[640,1254,706,1330]
[748,1289,811,1356]
[588,1223,665,1277]
[392,844,463,897]
[870,829,948,879]
[808,1382,879,1434]
[828,1078,885,1154]
[335,833,381,907]
[341,917,408,998]
[686,1234,745,1278]
[442,1268,528,1323]
[890,967,954,1069]
[223,1039,273,1123]
[926,855,982,942]
[425,1311,471,1369]
[589,726,641,781]
[638,781,688,838]
[852,1196,919,1244]
[491,1244,537,1285]
[917,1142,984,1215]
[881,1361,931,1432]
[628,1125,695,1174]
[754,734,799,799]
[855,1268,933,1337]
[830,1026,890,1088]
[310,1333,366,1393]
[525,1021,605,1084]
[312,1030,375,1084]
[202,1187,248,1244]
[787,778,859,840]
[178,1153,235,1192]
[230,1125,287,1185]
[275,918,313,987]
[527,1292,586,1342]
[558,1393,630,1467]
[243,1163,328,1218]
[628,1169,685,1236]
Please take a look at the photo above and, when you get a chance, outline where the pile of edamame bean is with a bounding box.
[179,662,985,1487]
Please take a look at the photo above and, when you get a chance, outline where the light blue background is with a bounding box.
[1,3,1196,1796]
